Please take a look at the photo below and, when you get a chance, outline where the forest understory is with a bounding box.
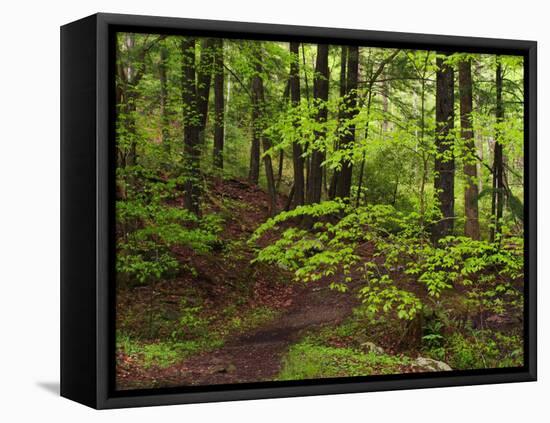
[116,178,523,390]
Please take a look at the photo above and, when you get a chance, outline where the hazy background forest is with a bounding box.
[114,32,525,390]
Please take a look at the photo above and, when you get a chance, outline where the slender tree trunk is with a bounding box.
[381,74,389,133]
[490,60,505,242]
[196,39,215,144]
[329,46,348,199]
[336,45,359,199]
[251,55,277,215]
[276,150,284,190]
[289,42,305,207]
[159,45,170,153]
[213,39,225,170]
[459,59,480,240]
[432,54,455,243]
[306,44,329,205]
[419,75,427,223]
[181,38,201,215]
[355,90,372,206]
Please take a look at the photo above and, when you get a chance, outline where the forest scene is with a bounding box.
[114,32,525,390]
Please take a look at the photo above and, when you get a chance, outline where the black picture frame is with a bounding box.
[61,12,537,409]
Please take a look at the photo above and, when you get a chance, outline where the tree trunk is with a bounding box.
[196,39,215,142]
[213,39,225,170]
[306,44,329,205]
[459,59,480,240]
[251,54,277,215]
[490,60,505,242]
[336,45,359,199]
[355,90,373,206]
[289,42,305,207]
[159,44,170,153]
[432,54,455,243]
[181,38,201,215]
[329,46,348,199]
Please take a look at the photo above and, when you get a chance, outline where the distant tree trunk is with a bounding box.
[432,54,455,243]
[329,46,348,199]
[459,59,480,240]
[213,39,225,170]
[355,49,400,207]
[247,45,261,185]
[196,39,215,144]
[181,38,201,215]
[306,44,329,205]
[120,34,138,167]
[289,42,305,208]
[159,45,170,152]
[355,90,373,206]
[490,60,505,242]
[251,54,277,215]
[381,73,389,133]
[336,45,359,199]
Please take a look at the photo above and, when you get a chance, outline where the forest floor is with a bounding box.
[116,178,523,390]
[130,277,359,387]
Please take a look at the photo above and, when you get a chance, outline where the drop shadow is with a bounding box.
[36,381,60,396]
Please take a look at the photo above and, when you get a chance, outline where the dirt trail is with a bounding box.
[151,280,359,387]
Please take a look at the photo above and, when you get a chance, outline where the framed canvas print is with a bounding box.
[60,13,537,409]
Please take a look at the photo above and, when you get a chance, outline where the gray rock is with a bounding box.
[414,356,452,372]
[362,341,385,355]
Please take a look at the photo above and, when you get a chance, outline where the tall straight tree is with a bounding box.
[181,38,201,215]
[251,49,277,215]
[196,38,215,141]
[159,43,170,152]
[289,42,305,207]
[306,44,329,204]
[336,45,359,199]
[459,58,480,240]
[490,59,505,242]
[248,47,261,184]
[329,46,348,199]
[213,39,225,170]
[432,53,455,242]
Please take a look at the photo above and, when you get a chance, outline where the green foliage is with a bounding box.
[251,201,523,323]
[116,170,223,286]
[424,329,523,370]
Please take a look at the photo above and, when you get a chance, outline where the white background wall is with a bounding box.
[0,0,546,421]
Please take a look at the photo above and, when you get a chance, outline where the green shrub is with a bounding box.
[424,330,523,370]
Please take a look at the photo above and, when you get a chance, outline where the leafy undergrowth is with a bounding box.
[118,306,280,371]
[277,305,523,381]
[278,339,412,381]
[422,328,523,370]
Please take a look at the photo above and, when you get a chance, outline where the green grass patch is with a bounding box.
[117,332,224,369]
[278,338,411,381]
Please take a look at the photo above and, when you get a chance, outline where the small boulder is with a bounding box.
[362,342,385,355]
[414,356,452,372]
